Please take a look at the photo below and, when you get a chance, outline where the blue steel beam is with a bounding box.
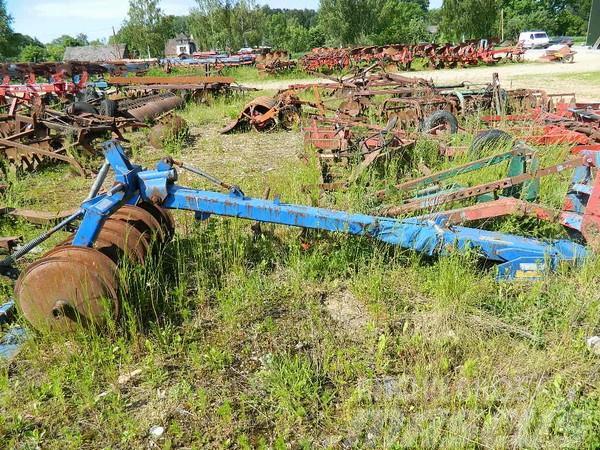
[161,185,587,279]
[70,141,589,280]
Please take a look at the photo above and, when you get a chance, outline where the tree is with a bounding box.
[318,0,376,46]
[263,13,322,52]
[409,0,430,11]
[4,33,44,60]
[189,0,233,50]
[501,0,591,38]
[119,0,171,57]
[19,44,49,62]
[372,0,430,44]
[45,35,87,61]
[189,0,265,51]
[440,0,500,41]
[318,0,434,46]
[0,0,13,60]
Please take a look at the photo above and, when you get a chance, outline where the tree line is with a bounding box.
[0,0,593,62]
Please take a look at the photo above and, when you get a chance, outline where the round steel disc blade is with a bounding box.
[15,256,118,332]
[112,205,166,244]
[137,202,175,240]
[100,219,149,264]
[57,220,149,265]
[59,233,126,264]
[42,246,120,312]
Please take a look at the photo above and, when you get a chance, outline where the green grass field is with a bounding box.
[1,92,599,449]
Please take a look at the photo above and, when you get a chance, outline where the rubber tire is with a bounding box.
[70,101,98,116]
[99,99,118,117]
[470,129,513,156]
[562,54,574,64]
[421,110,459,134]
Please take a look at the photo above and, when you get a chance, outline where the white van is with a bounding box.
[518,31,550,49]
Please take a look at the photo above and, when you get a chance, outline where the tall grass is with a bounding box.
[1,95,599,448]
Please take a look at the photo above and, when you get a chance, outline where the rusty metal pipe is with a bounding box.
[127,95,184,121]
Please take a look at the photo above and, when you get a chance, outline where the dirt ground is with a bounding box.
[246,47,600,101]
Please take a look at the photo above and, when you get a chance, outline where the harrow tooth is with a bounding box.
[15,247,119,331]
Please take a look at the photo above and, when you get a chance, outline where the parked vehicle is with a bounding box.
[518,31,550,49]
[549,36,574,47]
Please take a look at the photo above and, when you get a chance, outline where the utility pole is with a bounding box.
[500,9,504,42]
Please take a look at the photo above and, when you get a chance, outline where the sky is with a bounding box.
[5,0,444,43]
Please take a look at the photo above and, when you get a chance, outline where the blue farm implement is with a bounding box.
[0,140,591,335]
[375,142,600,251]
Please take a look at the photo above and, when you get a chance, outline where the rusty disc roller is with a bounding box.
[14,202,175,332]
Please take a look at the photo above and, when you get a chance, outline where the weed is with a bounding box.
[0,90,599,448]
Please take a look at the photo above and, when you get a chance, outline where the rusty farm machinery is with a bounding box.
[0,105,142,176]
[0,139,592,353]
[0,71,241,175]
[221,93,304,134]
[373,140,600,253]
[299,41,525,73]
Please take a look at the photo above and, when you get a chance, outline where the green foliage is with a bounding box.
[318,0,376,46]
[4,33,44,61]
[441,0,500,41]
[371,0,430,45]
[264,14,325,52]
[46,34,89,61]
[501,0,591,39]
[112,0,173,57]
[256,354,334,427]
[0,0,12,60]
[318,0,435,46]
[188,0,267,51]
[440,0,592,42]
[18,44,49,62]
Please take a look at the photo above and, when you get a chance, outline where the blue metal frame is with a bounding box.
[0,300,26,360]
[70,141,589,280]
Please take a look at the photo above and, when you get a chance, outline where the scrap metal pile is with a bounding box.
[374,140,600,252]
[299,40,525,72]
[0,103,142,175]
[256,50,297,75]
[285,73,510,185]
[2,59,600,363]
[0,68,242,175]
[108,75,236,96]
[0,62,150,106]
[481,101,600,147]
[221,92,304,133]
[162,52,255,74]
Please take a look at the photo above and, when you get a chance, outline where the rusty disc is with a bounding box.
[99,219,150,264]
[56,217,153,264]
[138,202,175,240]
[59,232,125,263]
[15,255,118,332]
[112,205,166,245]
[43,245,119,296]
